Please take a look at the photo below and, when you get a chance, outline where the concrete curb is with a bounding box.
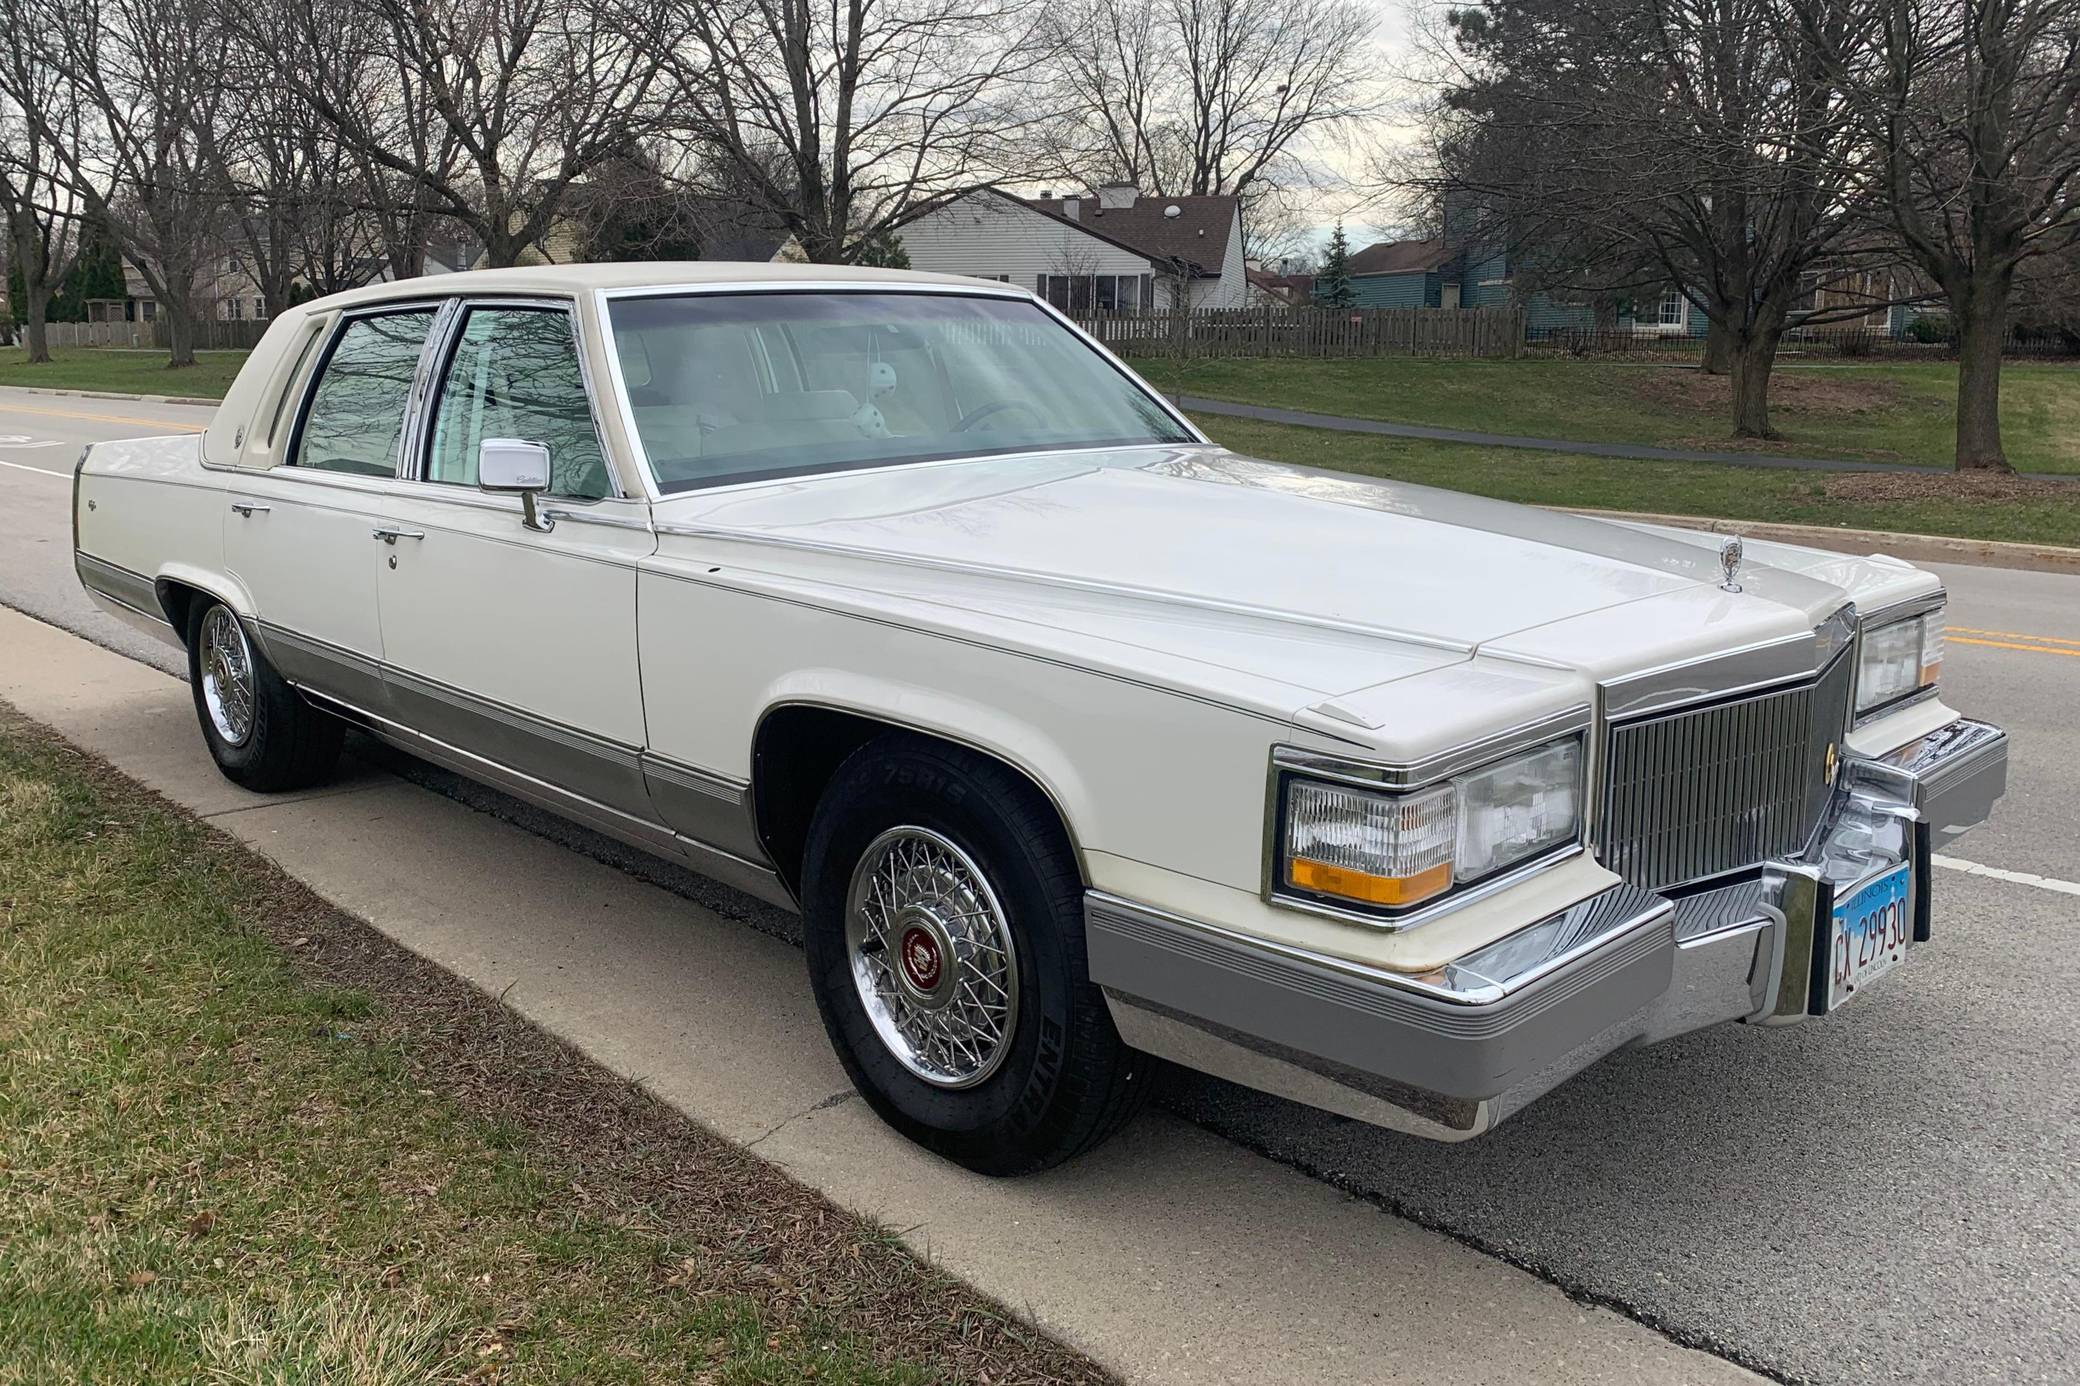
[0,602,1763,1386]
[1561,507,2080,575]
[0,384,223,407]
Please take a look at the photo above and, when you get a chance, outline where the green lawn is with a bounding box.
[5,343,2070,543]
[1197,415,2080,548]
[1135,356,2080,475]
[0,346,250,398]
[0,711,1107,1386]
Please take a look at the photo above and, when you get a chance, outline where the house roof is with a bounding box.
[1247,268,1313,303]
[1022,191,1238,277]
[1348,237,1452,277]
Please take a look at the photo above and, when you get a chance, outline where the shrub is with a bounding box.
[1906,314,1951,345]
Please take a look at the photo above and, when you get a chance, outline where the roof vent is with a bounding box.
[1039,188,1053,199]
[1163,204,1182,218]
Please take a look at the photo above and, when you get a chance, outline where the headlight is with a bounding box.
[1857,607,1943,715]
[1279,738,1583,915]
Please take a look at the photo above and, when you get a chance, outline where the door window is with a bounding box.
[292,310,437,475]
[425,307,611,499]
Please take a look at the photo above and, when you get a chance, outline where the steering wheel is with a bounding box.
[953,399,1043,433]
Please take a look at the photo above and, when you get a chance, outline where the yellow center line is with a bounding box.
[0,401,206,432]
[1947,636,2080,659]
[1947,625,2080,648]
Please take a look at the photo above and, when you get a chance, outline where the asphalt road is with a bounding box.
[2,385,2074,1386]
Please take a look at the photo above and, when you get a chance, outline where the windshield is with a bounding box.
[605,290,1195,491]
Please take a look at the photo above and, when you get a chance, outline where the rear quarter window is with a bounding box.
[291,310,438,476]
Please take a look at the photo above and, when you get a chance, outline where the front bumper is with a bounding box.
[1088,717,2007,1141]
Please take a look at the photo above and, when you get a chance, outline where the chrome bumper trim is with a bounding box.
[1848,718,2008,848]
[1095,716,2007,1140]
[1087,883,1675,1140]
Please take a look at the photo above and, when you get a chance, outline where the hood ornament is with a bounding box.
[1718,536,1744,593]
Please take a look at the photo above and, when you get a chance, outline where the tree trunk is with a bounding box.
[1701,319,1733,375]
[1729,334,1780,438]
[23,284,51,363]
[164,306,197,369]
[1952,286,2013,472]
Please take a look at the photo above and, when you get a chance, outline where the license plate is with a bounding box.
[1824,863,1913,1011]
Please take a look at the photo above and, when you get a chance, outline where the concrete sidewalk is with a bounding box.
[0,603,1760,1386]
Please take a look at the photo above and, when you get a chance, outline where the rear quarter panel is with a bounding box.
[75,434,234,636]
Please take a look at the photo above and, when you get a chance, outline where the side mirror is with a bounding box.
[478,438,554,532]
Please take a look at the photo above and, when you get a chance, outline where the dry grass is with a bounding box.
[0,706,1112,1386]
[1820,471,2079,505]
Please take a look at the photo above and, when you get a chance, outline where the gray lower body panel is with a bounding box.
[1094,714,2009,1141]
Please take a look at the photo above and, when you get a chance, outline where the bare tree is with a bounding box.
[1041,0,1377,213]
[0,0,86,362]
[1838,0,2080,469]
[203,0,394,313]
[26,0,235,367]
[1409,0,1896,438]
[652,0,1060,263]
[238,0,669,269]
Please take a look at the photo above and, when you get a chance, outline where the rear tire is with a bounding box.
[801,734,1150,1175]
[186,598,343,792]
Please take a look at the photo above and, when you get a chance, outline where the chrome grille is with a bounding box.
[1600,650,1853,891]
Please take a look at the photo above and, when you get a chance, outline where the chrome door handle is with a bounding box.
[371,527,424,544]
[230,502,270,517]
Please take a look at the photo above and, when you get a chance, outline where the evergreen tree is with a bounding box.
[49,217,126,323]
[1314,222,1355,309]
[853,230,911,269]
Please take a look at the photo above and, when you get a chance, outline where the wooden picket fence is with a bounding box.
[39,318,271,351]
[1073,304,1526,359]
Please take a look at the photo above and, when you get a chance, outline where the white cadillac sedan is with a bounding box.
[71,264,2007,1174]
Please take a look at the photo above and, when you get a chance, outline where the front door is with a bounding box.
[371,301,657,821]
[225,306,440,709]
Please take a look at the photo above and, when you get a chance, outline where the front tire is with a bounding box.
[186,599,343,792]
[801,735,1149,1175]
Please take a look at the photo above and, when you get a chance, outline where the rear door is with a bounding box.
[224,305,440,710]
[370,299,657,821]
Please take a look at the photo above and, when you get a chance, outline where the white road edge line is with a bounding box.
[0,457,69,479]
[1932,854,2080,897]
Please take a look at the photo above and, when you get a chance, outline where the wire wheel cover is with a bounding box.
[199,607,256,747]
[845,826,1020,1089]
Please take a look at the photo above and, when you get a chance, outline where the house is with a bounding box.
[899,184,1248,312]
[85,256,269,325]
[1340,237,1464,309]
[1246,267,1314,306]
[468,190,789,269]
[1423,203,1922,341]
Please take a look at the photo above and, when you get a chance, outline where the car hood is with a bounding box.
[651,445,1916,704]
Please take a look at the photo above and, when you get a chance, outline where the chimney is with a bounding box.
[1098,183,1139,209]
[1062,197,1080,221]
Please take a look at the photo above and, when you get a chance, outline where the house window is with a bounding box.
[1037,273,1152,313]
[139,300,155,321]
[254,298,267,319]
[1657,285,1687,328]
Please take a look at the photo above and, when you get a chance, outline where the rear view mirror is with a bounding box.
[478,438,554,532]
